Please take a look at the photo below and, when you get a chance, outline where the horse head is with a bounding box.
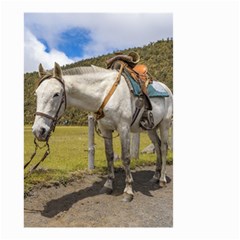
[32,62,66,141]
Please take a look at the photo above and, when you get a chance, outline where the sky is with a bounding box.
[24,13,173,73]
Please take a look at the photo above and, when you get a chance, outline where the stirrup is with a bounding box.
[140,111,154,130]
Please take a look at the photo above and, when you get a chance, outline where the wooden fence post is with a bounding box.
[88,114,95,169]
[130,132,140,159]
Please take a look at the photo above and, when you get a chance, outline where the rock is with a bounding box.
[141,144,155,154]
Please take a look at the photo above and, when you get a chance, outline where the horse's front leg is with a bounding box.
[100,129,114,195]
[119,125,134,202]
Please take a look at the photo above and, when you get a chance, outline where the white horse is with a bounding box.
[32,62,173,202]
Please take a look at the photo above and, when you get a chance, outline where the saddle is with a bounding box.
[107,52,152,88]
[106,52,154,130]
[133,64,148,82]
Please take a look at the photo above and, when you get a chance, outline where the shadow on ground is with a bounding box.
[40,169,171,218]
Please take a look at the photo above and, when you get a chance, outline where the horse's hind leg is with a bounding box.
[119,125,134,202]
[159,120,171,187]
[100,129,114,194]
[147,129,162,183]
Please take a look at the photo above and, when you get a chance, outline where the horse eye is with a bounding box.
[53,93,60,98]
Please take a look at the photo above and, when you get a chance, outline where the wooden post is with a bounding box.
[130,132,140,159]
[88,114,95,169]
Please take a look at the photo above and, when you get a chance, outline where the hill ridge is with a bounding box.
[24,39,173,125]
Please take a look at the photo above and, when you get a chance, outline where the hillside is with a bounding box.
[24,39,173,125]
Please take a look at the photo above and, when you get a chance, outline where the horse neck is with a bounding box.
[64,72,116,112]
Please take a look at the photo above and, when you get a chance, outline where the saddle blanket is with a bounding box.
[126,72,169,97]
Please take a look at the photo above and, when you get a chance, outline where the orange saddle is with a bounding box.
[132,64,149,83]
[133,64,148,75]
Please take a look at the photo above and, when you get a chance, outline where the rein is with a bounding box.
[24,75,67,179]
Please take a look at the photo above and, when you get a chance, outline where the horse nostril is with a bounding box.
[40,127,46,136]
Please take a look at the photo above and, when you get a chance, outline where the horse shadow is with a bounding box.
[41,168,171,218]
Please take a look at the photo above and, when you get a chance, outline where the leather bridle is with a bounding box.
[24,74,67,178]
[35,74,67,138]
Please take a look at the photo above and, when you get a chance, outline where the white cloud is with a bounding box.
[24,29,74,72]
[24,13,172,72]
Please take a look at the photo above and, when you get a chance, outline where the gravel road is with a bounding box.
[24,165,173,227]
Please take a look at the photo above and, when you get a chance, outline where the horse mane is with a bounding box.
[63,65,112,76]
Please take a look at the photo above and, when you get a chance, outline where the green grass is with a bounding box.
[24,126,173,194]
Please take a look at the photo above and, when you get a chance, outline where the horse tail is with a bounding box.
[168,116,173,151]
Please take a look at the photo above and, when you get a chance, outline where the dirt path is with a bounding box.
[24,165,173,227]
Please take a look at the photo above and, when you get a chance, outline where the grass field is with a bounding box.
[24,126,173,193]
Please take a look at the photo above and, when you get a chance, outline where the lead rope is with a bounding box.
[24,110,57,179]
[24,114,56,179]
[24,138,50,179]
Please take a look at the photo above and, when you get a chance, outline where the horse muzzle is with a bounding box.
[32,126,50,142]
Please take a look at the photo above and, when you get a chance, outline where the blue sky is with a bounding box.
[57,27,92,58]
[24,13,173,72]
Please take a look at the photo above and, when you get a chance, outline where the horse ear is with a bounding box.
[53,62,62,79]
[38,63,46,78]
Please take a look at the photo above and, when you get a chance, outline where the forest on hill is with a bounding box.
[24,39,173,125]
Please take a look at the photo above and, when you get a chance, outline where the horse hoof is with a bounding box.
[160,180,167,188]
[150,177,159,184]
[122,193,133,202]
[100,186,113,195]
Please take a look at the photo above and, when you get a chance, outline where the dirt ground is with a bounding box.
[24,165,173,227]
